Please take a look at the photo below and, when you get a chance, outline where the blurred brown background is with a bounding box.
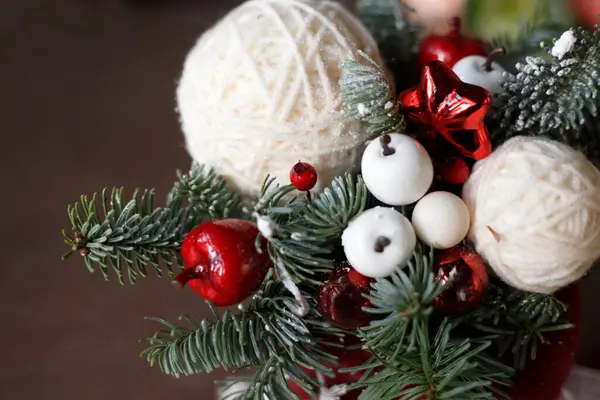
[2,1,600,400]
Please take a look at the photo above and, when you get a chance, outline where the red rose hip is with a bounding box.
[290,161,318,191]
[174,218,272,306]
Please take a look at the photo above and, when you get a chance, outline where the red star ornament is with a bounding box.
[398,60,493,160]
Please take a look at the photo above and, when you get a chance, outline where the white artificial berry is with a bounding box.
[411,191,470,249]
[452,55,506,95]
[342,207,416,278]
[361,133,433,206]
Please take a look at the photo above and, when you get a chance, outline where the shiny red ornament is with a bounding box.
[433,246,488,314]
[398,60,493,160]
[290,161,318,191]
[418,17,489,69]
[318,264,373,330]
[174,219,271,307]
[437,156,470,185]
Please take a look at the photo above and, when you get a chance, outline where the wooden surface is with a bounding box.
[2,1,600,399]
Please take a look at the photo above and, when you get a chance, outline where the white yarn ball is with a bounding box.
[462,136,600,293]
[361,133,434,206]
[411,191,470,249]
[342,206,416,278]
[177,0,381,196]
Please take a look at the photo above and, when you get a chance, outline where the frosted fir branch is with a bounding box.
[340,51,406,135]
[492,26,600,144]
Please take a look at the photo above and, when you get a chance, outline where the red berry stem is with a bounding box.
[174,266,203,287]
[293,161,308,174]
[449,17,462,39]
[379,134,395,156]
[483,47,506,72]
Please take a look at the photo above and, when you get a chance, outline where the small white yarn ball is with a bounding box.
[177,0,381,196]
[411,191,470,249]
[361,133,434,206]
[462,136,600,293]
[342,206,416,278]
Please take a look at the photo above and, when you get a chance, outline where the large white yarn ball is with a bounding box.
[177,0,381,196]
[462,136,600,293]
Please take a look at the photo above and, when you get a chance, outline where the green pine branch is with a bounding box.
[61,164,243,284]
[349,320,513,400]
[340,52,406,135]
[141,277,339,398]
[361,247,446,356]
[255,174,369,286]
[464,282,573,370]
[492,26,600,147]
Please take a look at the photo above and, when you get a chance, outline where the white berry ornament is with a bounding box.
[361,133,434,206]
[411,191,470,249]
[176,0,381,197]
[341,207,416,278]
[452,48,507,96]
[462,136,600,294]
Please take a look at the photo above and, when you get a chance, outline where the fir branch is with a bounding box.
[256,174,369,286]
[465,282,573,370]
[350,321,513,400]
[340,52,406,135]
[361,247,446,356]
[140,277,337,390]
[61,188,192,284]
[492,26,600,144]
[170,163,244,220]
[62,165,242,284]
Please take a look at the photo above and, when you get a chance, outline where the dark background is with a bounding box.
[2,1,600,399]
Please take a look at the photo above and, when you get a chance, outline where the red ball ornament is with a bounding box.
[433,246,488,314]
[318,264,373,330]
[418,17,489,69]
[437,156,470,185]
[174,219,272,307]
[290,161,318,191]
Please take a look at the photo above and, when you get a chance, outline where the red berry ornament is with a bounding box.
[174,219,272,307]
[290,161,318,191]
[433,246,488,314]
[318,264,373,330]
[418,17,489,69]
[437,156,470,185]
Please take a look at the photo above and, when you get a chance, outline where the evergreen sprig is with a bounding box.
[141,277,338,398]
[466,282,573,370]
[350,321,513,400]
[361,247,446,355]
[491,19,567,59]
[340,52,406,135]
[256,174,369,286]
[62,165,242,284]
[492,25,600,147]
[170,163,244,220]
[61,188,191,284]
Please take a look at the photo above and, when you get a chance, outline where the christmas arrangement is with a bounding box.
[61,0,600,399]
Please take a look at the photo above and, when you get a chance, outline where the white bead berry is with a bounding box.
[342,207,416,278]
[361,133,434,206]
[452,55,506,95]
[411,191,470,249]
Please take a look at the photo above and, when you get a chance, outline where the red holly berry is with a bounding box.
[318,264,373,330]
[290,161,318,191]
[174,219,272,307]
[437,156,470,185]
[433,246,488,314]
[418,17,489,69]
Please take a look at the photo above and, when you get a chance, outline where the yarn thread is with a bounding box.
[177,0,381,196]
[462,136,600,293]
